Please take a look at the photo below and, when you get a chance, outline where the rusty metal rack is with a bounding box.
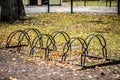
[1,28,120,68]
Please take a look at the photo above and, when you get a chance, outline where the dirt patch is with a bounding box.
[0,49,120,80]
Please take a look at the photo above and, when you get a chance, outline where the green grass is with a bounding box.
[67,1,117,6]
[0,13,120,60]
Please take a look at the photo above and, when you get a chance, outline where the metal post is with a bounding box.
[106,0,108,7]
[109,0,112,8]
[84,0,86,6]
[71,0,73,13]
[48,0,50,13]
[118,0,120,14]
[60,0,62,6]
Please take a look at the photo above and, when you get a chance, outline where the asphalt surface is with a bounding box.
[0,5,118,15]
[25,5,117,14]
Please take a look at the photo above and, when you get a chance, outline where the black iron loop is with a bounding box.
[24,28,42,48]
[50,31,71,49]
[30,34,56,59]
[5,29,112,67]
[83,34,107,66]
[62,37,88,64]
[6,30,31,53]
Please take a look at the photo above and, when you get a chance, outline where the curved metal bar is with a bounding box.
[62,37,88,64]
[30,34,56,59]
[44,34,57,56]
[17,28,42,53]
[62,40,70,62]
[70,37,87,52]
[50,31,70,42]
[6,30,25,48]
[102,47,107,59]
[84,34,95,45]
[24,28,43,48]
[49,31,70,52]
[85,34,107,59]
[85,34,105,50]
[16,41,22,53]
[85,34,106,48]
[24,28,41,35]
[6,29,109,67]
[6,30,31,53]
[96,34,107,47]
[17,31,31,45]
[46,34,57,51]
[70,37,88,66]
[96,34,107,59]
[50,31,70,38]
[17,31,31,52]
[30,35,41,55]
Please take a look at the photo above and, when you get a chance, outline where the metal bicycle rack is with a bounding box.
[61,34,120,68]
[62,37,87,64]
[82,34,108,67]
[81,34,119,68]
[30,31,71,60]
[5,28,41,53]
[50,31,70,50]
[6,30,31,52]
[30,34,57,58]
[3,28,120,68]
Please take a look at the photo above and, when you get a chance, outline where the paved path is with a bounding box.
[25,5,117,14]
[0,6,118,15]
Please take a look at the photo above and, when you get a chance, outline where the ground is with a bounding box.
[0,49,119,80]
[0,12,120,80]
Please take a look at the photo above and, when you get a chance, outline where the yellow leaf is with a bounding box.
[10,76,18,80]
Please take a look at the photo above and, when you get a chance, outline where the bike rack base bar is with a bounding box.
[0,45,28,49]
[85,55,118,62]
[81,60,120,69]
[6,45,28,48]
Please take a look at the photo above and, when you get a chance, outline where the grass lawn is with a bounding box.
[0,13,120,60]
[67,1,117,6]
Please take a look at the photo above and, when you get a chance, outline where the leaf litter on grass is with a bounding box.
[0,13,120,62]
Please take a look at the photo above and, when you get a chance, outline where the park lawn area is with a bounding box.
[0,13,120,60]
[68,1,117,6]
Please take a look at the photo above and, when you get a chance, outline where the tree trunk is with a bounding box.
[16,0,25,17]
[1,0,25,23]
[118,0,120,14]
